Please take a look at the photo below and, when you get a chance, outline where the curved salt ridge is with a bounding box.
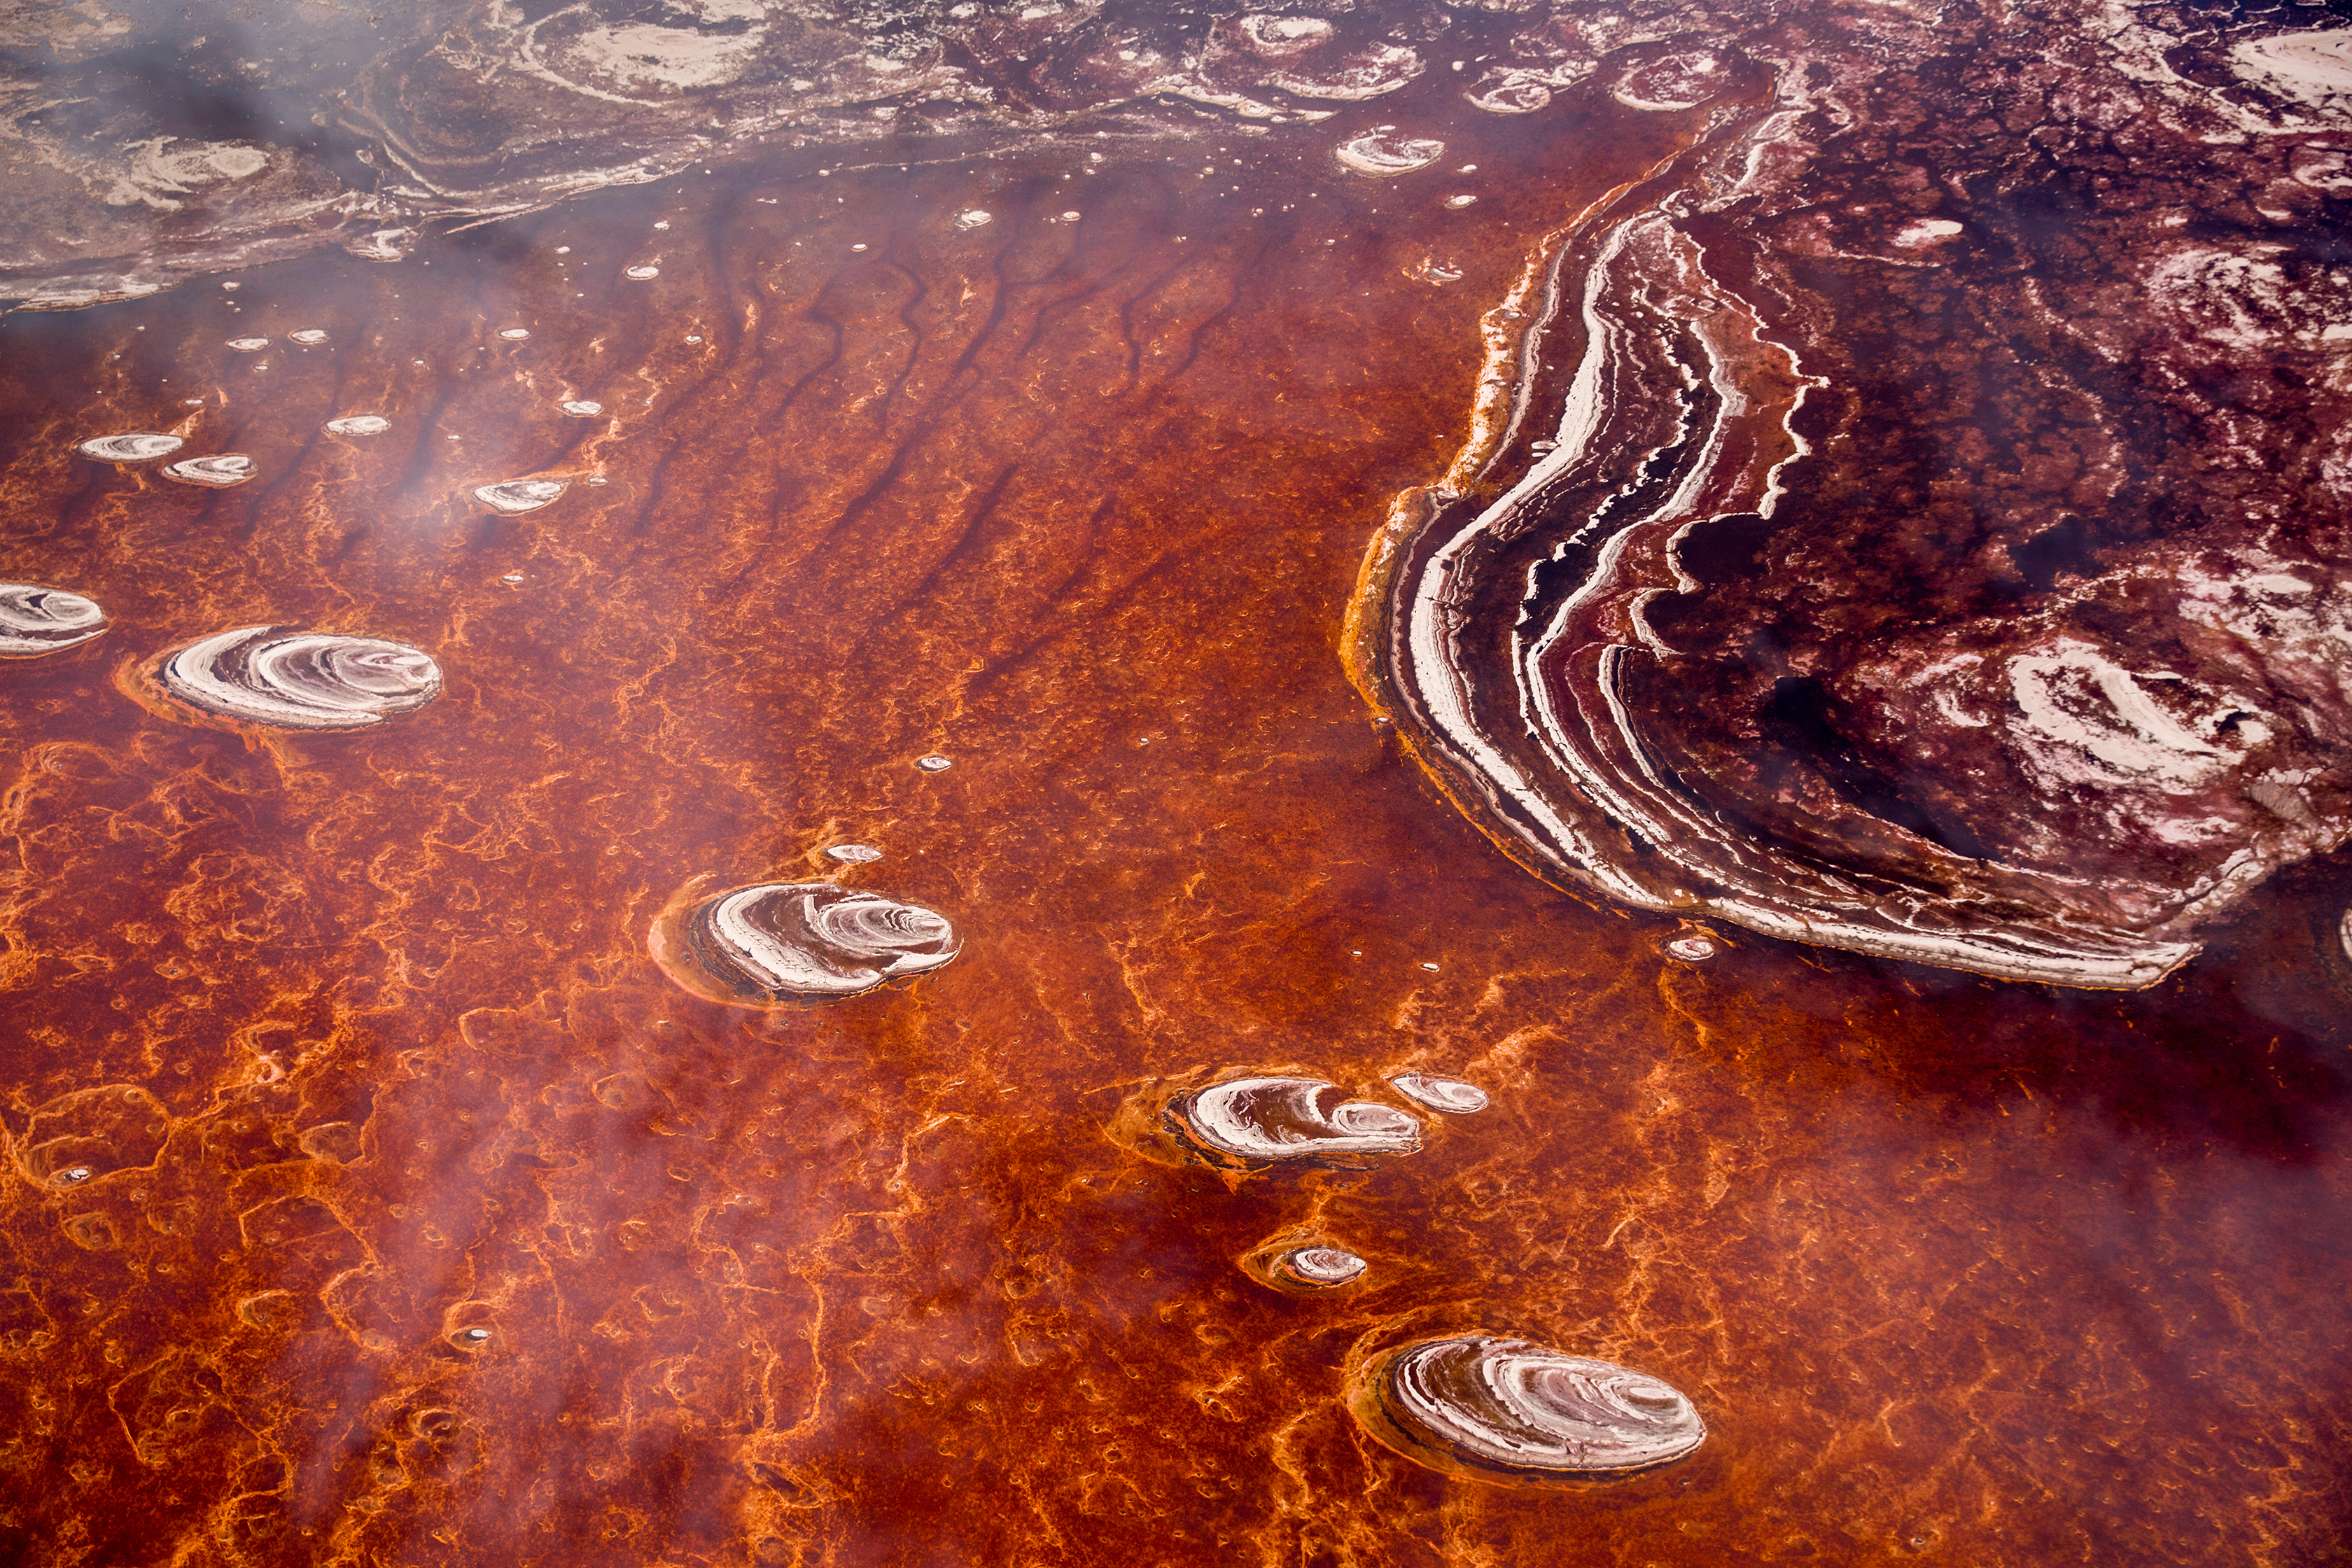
[1390,1073,1488,1113]
[157,626,442,731]
[559,400,603,417]
[225,336,269,352]
[1166,1077,1421,1166]
[0,584,106,658]
[654,881,959,1004]
[825,844,881,864]
[1336,127,1445,177]
[1351,1337,1706,1484]
[625,265,659,281]
[326,414,389,435]
[163,454,254,488]
[475,479,567,513]
[1359,169,2219,990]
[288,329,328,345]
[498,327,531,341]
[1275,1245,1366,1289]
[78,432,182,463]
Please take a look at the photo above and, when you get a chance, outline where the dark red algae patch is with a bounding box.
[4,3,2352,1566]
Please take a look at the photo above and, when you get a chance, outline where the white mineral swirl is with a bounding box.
[162,454,254,488]
[657,881,960,1004]
[325,415,390,435]
[1390,1073,1488,1114]
[475,479,568,513]
[0,584,106,658]
[288,329,329,345]
[77,432,183,463]
[1352,1336,1707,1483]
[1336,127,1445,177]
[156,626,442,731]
[559,400,604,417]
[225,336,270,352]
[1168,1077,1422,1166]
[625,265,660,281]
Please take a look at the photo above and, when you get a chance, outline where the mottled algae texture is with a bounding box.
[4,31,2352,1568]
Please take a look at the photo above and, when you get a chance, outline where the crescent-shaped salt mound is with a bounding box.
[652,881,959,1004]
[1349,1336,1706,1485]
[1164,1077,1421,1168]
[77,433,182,463]
[0,584,107,659]
[155,626,442,730]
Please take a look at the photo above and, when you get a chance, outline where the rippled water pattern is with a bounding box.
[4,1,2352,1564]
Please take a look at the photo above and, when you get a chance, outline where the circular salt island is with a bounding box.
[77,432,183,463]
[1336,127,1446,177]
[0,584,107,659]
[1350,1336,1707,1487]
[650,881,960,1006]
[162,454,254,488]
[150,626,442,732]
[1166,1077,1422,1169]
[1272,1245,1367,1290]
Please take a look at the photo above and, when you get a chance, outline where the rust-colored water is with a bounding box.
[3,88,2349,1568]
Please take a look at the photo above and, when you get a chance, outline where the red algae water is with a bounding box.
[4,3,2352,1565]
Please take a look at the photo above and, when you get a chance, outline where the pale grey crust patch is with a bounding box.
[475,479,568,513]
[0,584,106,659]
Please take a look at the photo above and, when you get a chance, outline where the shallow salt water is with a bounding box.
[4,3,2352,1565]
